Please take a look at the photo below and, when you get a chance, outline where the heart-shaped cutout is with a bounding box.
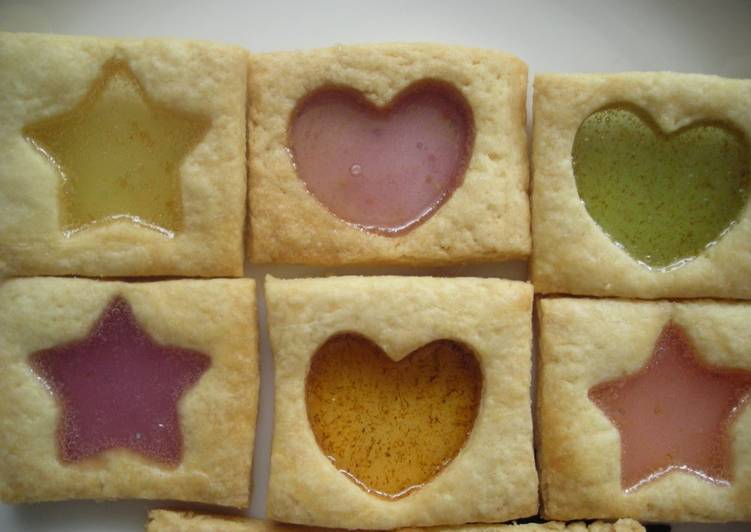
[305,333,482,499]
[289,81,474,235]
[572,105,749,269]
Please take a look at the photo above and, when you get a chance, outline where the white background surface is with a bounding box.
[1,0,750,530]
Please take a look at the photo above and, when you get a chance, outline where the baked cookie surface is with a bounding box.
[537,297,751,521]
[147,510,332,532]
[0,32,247,277]
[531,72,751,299]
[403,519,644,531]
[146,510,643,532]
[248,43,530,265]
[0,277,258,507]
[264,275,536,528]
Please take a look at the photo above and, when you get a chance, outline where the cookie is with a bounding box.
[538,297,751,521]
[248,43,530,265]
[0,32,247,277]
[0,277,258,507]
[531,72,751,298]
[264,275,536,528]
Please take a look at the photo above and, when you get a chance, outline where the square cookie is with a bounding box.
[145,510,643,532]
[403,520,644,532]
[248,43,530,265]
[537,297,751,521]
[147,510,327,532]
[265,275,537,528]
[0,277,258,507]
[147,511,276,532]
[531,72,751,299]
[0,32,247,277]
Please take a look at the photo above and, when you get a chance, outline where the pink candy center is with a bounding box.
[590,322,751,490]
[289,81,474,235]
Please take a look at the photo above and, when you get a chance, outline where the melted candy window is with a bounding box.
[305,333,482,499]
[589,321,751,491]
[30,296,210,466]
[289,81,474,235]
[572,105,749,269]
[24,60,210,237]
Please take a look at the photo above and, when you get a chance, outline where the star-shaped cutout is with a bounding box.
[30,296,210,466]
[589,321,751,491]
[23,59,210,237]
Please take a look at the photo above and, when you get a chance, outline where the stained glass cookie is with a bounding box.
[537,297,751,521]
[0,277,258,507]
[264,275,537,528]
[0,32,247,277]
[531,72,751,299]
[248,44,530,265]
[146,510,644,532]
[147,510,332,531]
[403,520,644,532]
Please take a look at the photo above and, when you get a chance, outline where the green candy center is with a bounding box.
[572,105,749,269]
